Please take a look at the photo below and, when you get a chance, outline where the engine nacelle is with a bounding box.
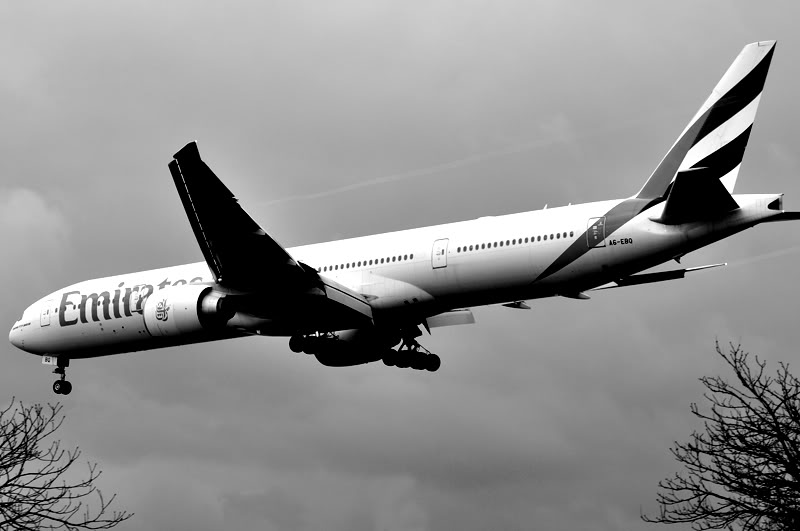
[142,285,231,337]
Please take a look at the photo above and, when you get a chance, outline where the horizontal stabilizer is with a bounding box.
[593,263,726,291]
[653,167,739,225]
[762,211,800,223]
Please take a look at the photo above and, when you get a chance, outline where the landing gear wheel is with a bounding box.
[289,335,305,353]
[425,354,441,372]
[382,350,397,366]
[51,358,71,395]
[53,380,72,395]
[410,353,427,371]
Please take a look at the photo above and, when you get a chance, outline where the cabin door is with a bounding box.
[40,300,53,327]
[431,239,449,269]
[586,217,606,248]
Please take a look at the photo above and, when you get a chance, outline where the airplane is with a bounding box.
[9,40,798,395]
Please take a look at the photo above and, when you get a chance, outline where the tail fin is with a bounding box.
[637,41,775,200]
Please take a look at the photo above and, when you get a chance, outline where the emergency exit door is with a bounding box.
[432,239,449,269]
[587,217,606,248]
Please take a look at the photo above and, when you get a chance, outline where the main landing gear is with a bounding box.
[287,332,441,372]
[382,338,441,372]
[52,357,72,395]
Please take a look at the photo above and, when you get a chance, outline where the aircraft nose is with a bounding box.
[9,321,22,349]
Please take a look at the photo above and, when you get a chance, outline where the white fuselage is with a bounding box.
[8,193,782,359]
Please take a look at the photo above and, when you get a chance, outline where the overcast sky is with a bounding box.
[3,2,800,530]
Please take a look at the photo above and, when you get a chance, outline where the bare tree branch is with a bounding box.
[0,398,132,530]
[643,342,800,530]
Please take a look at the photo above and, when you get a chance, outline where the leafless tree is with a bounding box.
[643,342,800,530]
[0,399,132,530]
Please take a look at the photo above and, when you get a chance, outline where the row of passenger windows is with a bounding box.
[317,253,415,273]
[315,228,576,273]
[457,231,574,253]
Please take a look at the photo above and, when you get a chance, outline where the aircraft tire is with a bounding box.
[61,381,73,395]
[289,335,304,353]
[425,354,441,372]
[382,351,397,366]
[410,353,427,371]
[53,381,63,394]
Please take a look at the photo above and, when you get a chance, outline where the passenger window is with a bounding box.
[404,254,408,260]
[480,243,485,249]
[556,233,560,239]
[544,235,547,240]
[506,240,510,246]
[550,234,554,239]
[410,254,414,259]
[563,232,568,238]
[392,257,396,262]
[469,245,473,251]
[570,231,574,237]
[525,237,529,243]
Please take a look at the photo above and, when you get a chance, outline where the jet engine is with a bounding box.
[142,285,233,337]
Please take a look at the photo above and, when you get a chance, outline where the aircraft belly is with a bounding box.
[453,249,534,292]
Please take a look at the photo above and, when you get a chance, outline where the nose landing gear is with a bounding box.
[52,358,72,395]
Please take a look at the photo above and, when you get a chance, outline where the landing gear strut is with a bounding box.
[383,337,441,372]
[52,358,72,395]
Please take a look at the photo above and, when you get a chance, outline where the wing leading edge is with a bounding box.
[168,142,306,291]
[168,142,373,328]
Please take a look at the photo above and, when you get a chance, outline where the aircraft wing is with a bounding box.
[168,142,373,328]
[169,142,304,290]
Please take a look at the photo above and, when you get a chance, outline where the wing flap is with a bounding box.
[425,310,475,328]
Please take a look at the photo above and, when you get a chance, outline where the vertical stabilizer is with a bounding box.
[637,41,775,200]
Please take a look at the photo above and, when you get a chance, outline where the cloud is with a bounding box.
[0,188,70,288]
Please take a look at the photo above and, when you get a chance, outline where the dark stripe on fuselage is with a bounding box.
[534,198,654,282]
[636,45,774,200]
[690,124,752,179]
